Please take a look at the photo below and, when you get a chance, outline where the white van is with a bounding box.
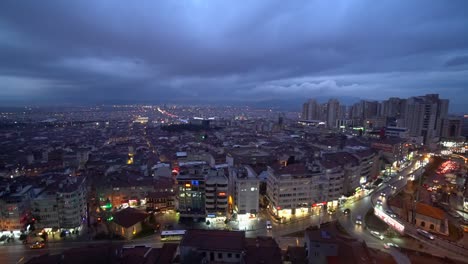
[266,221,272,230]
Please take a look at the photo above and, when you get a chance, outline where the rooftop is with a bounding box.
[112,207,149,228]
[285,246,307,264]
[244,237,282,264]
[181,229,246,252]
[305,223,373,264]
[415,202,445,220]
[270,163,308,175]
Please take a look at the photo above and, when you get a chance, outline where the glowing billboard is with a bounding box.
[374,207,405,234]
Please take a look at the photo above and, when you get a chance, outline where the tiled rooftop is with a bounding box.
[181,229,246,252]
[112,207,149,228]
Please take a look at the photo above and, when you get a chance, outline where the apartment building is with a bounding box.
[344,148,379,184]
[32,190,59,229]
[98,173,174,209]
[205,169,229,221]
[321,152,360,196]
[0,185,34,231]
[404,94,449,146]
[56,177,87,229]
[228,165,260,221]
[175,164,208,219]
[33,176,87,230]
[266,163,323,219]
[318,160,345,210]
[371,138,408,167]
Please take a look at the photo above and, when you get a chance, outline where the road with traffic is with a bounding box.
[3,157,467,263]
[338,158,468,263]
[0,235,167,264]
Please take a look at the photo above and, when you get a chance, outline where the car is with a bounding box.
[417,229,434,240]
[376,199,383,206]
[355,215,362,225]
[30,241,45,249]
[343,208,351,215]
[448,211,461,219]
[370,230,384,240]
[380,192,386,198]
[385,210,397,218]
[384,242,399,249]
[266,221,272,230]
[398,175,404,180]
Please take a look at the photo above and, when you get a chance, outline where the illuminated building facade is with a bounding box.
[0,185,34,231]
[228,165,259,220]
[266,163,323,220]
[371,138,408,167]
[205,170,229,220]
[33,176,87,230]
[176,165,208,218]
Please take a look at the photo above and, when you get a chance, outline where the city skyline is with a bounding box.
[0,1,468,112]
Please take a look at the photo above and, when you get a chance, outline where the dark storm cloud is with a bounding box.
[446,56,468,67]
[0,0,468,110]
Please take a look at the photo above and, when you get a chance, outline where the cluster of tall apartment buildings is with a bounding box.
[302,94,462,146]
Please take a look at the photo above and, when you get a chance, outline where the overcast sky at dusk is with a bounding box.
[1,1,467,112]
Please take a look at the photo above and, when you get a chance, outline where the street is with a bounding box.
[0,236,166,264]
[338,158,468,263]
[3,157,467,264]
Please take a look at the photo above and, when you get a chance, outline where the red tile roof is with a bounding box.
[415,202,445,220]
[389,200,445,220]
[113,207,149,228]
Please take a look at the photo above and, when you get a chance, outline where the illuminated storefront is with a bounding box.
[295,205,310,217]
[271,206,292,219]
[327,200,338,212]
[311,202,326,215]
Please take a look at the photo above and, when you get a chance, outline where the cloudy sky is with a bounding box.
[1,0,467,111]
